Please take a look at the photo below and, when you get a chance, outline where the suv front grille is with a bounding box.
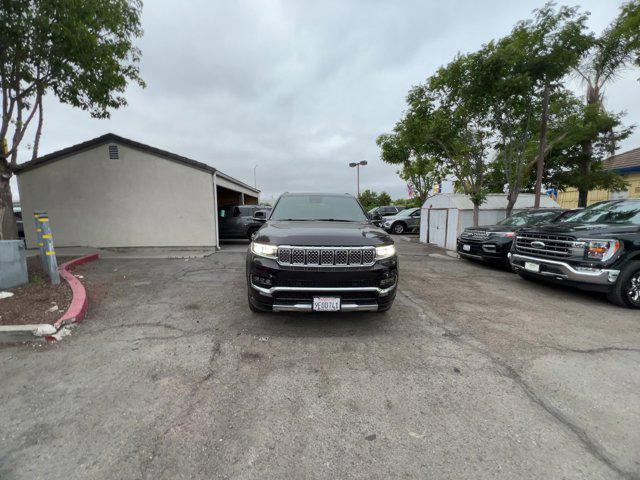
[277,246,376,267]
[515,233,576,258]
[461,230,490,241]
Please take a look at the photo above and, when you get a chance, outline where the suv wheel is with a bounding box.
[392,222,405,234]
[607,261,640,308]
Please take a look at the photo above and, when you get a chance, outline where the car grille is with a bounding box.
[461,230,490,241]
[277,246,376,267]
[515,233,576,258]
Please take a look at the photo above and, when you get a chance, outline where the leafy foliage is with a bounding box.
[0,0,145,238]
[357,190,392,211]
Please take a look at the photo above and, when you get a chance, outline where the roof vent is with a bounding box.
[108,144,119,160]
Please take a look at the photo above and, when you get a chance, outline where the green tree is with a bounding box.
[572,0,640,206]
[357,190,392,211]
[377,116,445,203]
[0,0,145,239]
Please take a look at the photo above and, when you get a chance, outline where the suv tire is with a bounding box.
[607,261,640,309]
[392,222,406,234]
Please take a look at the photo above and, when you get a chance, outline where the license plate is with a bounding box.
[524,261,540,273]
[313,297,341,312]
[462,244,471,252]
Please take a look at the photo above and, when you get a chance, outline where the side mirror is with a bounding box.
[369,212,383,222]
[252,210,268,222]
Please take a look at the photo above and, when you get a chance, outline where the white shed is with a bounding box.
[419,193,561,250]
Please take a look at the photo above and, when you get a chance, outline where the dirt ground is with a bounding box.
[0,257,71,326]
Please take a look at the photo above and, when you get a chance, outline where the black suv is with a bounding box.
[246,193,398,313]
[509,200,640,308]
[457,208,571,264]
[219,205,271,239]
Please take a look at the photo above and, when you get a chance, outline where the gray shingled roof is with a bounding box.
[603,147,640,171]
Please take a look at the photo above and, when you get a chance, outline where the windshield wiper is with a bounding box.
[276,218,312,221]
[313,219,355,222]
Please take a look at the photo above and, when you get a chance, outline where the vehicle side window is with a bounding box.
[238,206,253,216]
[233,207,241,217]
[410,210,420,217]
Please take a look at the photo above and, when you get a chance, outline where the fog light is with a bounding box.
[251,274,273,287]
[380,275,396,288]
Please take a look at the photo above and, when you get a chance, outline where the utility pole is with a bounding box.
[253,164,258,188]
[349,160,367,197]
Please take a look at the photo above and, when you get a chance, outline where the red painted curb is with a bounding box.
[53,253,100,330]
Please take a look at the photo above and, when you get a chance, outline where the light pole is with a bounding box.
[349,160,367,197]
[253,164,258,188]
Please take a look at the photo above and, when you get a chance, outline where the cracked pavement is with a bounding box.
[1,238,639,479]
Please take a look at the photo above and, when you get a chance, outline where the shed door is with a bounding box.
[429,209,448,247]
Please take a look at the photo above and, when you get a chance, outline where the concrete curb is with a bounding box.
[0,253,99,343]
[53,253,100,330]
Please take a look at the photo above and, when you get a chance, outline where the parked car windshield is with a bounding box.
[397,207,419,217]
[271,195,367,222]
[497,210,561,226]
[560,200,640,225]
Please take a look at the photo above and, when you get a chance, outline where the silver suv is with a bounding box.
[382,207,421,234]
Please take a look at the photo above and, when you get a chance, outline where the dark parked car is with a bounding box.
[368,205,405,226]
[246,193,398,313]
[14,205,24,239]
[218,205,271,240]
[509,199,640,308]
[381,207,421,234]
[457,208,569,264]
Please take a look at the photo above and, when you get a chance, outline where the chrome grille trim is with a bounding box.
[276,245,377,267]
[461,230,490,241]
[515,233,577,258]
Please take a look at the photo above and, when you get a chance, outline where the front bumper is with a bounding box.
[457,238,511,262]
[509,253,620,289]
[247,254,398,312]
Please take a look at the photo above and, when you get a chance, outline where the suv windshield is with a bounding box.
[497,210,560,226]
[271,194,368,222]
[561,200,640,225]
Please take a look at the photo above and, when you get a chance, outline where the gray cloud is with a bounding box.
[12,0,640,203]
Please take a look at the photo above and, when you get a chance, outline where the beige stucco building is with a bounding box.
[16,133,259,248]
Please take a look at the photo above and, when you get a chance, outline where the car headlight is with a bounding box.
[582,239,620,262]
[490,231,515,238]
[375,244,396,260]
[250,242,278,259]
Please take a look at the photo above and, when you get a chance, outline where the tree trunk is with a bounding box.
[0,174,19,240]
[31,94,44,160]
[506,190,518,218]
[534,83,550,208]
[578,142,592,208]
[473,203,479,227]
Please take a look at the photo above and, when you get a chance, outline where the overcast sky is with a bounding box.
[11,0,640,203]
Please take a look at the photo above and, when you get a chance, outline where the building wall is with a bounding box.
[557,172,640,208]
[17,142,217,248]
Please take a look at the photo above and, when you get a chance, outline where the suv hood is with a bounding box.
[465,224,519,233]
[255,221,393,246]
[519,222,640,237]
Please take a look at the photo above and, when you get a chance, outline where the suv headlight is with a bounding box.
[375,244,396,260]
[582,239,620,262]
[251,242,278,259]
[490,231,515,238]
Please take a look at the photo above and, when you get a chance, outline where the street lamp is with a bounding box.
[349,160,367,197]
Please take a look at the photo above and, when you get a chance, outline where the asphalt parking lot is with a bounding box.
[1,237,639,480]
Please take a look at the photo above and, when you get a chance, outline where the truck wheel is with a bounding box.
[392,222,405,234]
[607,261,640,309]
